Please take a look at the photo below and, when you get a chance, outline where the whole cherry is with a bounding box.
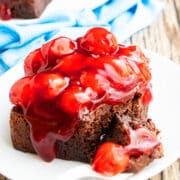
[79,27,119,56]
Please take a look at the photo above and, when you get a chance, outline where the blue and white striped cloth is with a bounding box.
[0,0,163,75]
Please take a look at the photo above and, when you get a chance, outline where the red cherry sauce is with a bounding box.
[93,127,160,176]
[9,27,152,161]
[125,128,160,156]
[0,0,12,20]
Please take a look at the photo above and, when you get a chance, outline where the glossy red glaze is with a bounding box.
[142,87,153,105]
[92,142,129,176]
[0,3,12,20]
[93,128,160,176]
[41,37,77,67]
[24,48,47,76]
[9,27,152,161]
[79,27,118,55]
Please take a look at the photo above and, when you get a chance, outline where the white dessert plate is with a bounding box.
[0,50,180,180]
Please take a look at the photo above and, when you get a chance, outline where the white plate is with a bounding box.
[0,50,180,180]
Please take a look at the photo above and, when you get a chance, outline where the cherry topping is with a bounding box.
[41,37,76,67]
[142,88,153,105]
[93,128,160,176]
[0,3,12,20]
[57,85,90,113]
[92,142,129,176]
[24,49,47,76]
[80,71,106,94]
[31,72,69,99]
[51,37,76,56]
[52,52,86,75]
[9,27,153,164]
[79,27,118,55]
[118,44,137,56]
[9,76,32,107]
[127,128,159,156]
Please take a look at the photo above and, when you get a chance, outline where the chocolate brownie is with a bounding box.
[0,0,51,19]
[9,27,163,175]
[10,94,163,172]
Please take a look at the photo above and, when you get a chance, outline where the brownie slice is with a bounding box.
[0,0,52,19]
[10,94,163,171]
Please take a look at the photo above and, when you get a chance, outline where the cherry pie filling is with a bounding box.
[10,27,159,175]
[0,2,11,20]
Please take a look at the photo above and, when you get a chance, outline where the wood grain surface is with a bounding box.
[125,0,180,179]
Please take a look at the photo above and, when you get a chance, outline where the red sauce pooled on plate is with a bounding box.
[9,27,152,161]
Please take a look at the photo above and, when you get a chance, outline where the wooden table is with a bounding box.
[125,0,180,179]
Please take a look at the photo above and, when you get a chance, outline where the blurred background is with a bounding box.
[125,0,180,66]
